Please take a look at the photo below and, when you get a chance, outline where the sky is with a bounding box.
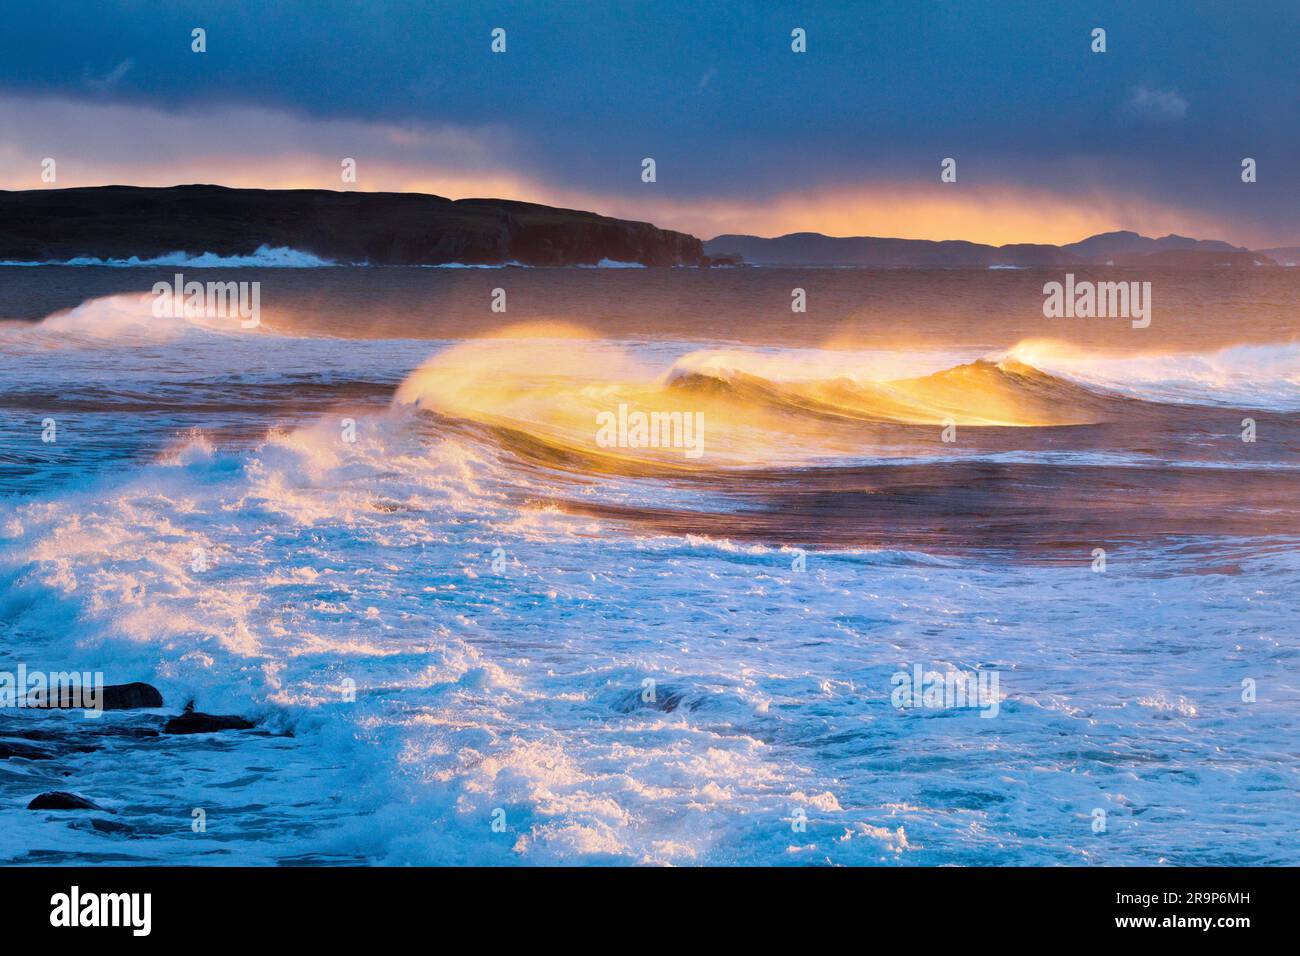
[0,0,1296,246]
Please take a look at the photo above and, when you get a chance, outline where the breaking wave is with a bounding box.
[2,300,1298,865]
[0,244,336,268]
[391,326,1300,470]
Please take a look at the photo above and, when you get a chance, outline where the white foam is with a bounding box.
[418,261,527,269]
[0,244,336,268]
[996,339,1300,409]
[0,292,261,346]
[2,312,1298,865]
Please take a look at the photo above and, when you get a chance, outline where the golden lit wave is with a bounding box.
[392,325,1108,469]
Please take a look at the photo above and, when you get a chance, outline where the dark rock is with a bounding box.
[0,741,55,760]
[27,791,103,811]
[0,185,704,267]
[102,682,164,709]
[162,711,256,735]
[0,723,161,744]
[85,817,132,835]
[25,681,163,711]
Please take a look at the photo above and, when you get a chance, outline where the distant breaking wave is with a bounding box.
[420,260,645,268]
[418,261,527,269]
[0,251,657,268]
[578,259,647,269]
[0,244,336,268]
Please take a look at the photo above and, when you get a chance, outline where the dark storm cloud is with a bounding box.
[1,0,1296,241]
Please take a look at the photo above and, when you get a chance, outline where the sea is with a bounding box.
[0,257,1296,865]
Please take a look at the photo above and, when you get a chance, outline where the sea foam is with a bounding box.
[0,245,336,268]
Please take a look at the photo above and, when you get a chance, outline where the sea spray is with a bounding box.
[152,273,260,328]
[595,403,705,458]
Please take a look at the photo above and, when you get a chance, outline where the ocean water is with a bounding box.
[0,266,1296,865]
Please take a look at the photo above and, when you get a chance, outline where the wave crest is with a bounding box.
[0,244,335,268]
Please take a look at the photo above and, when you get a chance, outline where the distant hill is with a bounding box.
[704,229,1277,268]
[1058,230,1241,259]
[1254,247,1300,266]
[0,185,703,267]
[1110,249,1277,268]
[703,232,1073,267]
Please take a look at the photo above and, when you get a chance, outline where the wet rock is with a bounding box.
[0,741,55,760]
[100,682,164,710]
[163,711,256,735]
[84,817,132,835]
[26,681,164,711]
[27,791,103,811]
[0,723,161,754]
[0,731,102,760]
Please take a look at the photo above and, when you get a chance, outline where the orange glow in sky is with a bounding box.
[0,95,1263,246]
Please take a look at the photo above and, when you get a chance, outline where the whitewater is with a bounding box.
[0,291,1296,865]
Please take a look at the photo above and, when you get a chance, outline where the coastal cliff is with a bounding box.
[0,185,704,267]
